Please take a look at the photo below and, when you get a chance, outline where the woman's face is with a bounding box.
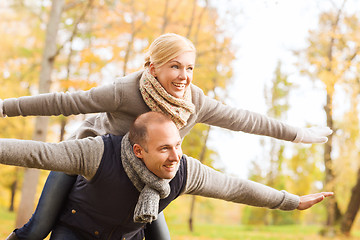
[150,51,195,99]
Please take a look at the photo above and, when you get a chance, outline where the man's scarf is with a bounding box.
[121,133,172,223]
[139,69,195,129]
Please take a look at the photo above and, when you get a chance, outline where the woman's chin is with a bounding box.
[169,90,185,99]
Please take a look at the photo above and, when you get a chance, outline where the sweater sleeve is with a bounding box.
[2,71,145,118]
[0,136,104,180]
[182,156,300,211]
[192,86,298,142]
[3,83,120,117]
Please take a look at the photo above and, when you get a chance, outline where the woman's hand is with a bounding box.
[297,192,334,210]
[293,127,333,144]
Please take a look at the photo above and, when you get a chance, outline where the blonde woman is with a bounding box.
[4,33,331,240]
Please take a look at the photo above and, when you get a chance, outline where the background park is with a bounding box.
[1,0,360,239]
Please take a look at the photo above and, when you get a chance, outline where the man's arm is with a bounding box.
[183,156,332,211]
[0,136,104,179]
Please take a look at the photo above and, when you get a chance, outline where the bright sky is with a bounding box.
[208,0,358,177]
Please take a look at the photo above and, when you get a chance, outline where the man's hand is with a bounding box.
[297,192,334,210]
[0,99,5,117]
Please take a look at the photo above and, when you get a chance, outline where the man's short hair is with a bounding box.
[129,112,174,149]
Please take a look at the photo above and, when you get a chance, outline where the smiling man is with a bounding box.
[3,112,332,240]
[130,113,183,180]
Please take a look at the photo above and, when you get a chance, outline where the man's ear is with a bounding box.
[149,63,156,77]
[133,144,144,159]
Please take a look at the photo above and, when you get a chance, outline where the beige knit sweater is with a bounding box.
[2,70,298,141]
[0,136,300,211]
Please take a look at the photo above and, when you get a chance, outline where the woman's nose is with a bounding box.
[178,68,187,79]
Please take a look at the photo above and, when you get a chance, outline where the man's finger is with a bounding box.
[321,192,334,197]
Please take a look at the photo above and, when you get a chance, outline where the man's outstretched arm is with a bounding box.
[183,156,333,211]
[0,136,104,179]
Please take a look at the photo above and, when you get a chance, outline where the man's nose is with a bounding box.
[169,148,180,161]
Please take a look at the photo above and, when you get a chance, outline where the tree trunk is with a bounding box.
[16,0,65,227]
[340,168,360,235]
[321,4,344,234]
[160,0,170,34]
[188,195,196,232]
[186,0,197,38]
[9,170,18,212]
[59,117,67,142]
[122,0,147,76]
[322,93,336,237]
[188,126,211,232]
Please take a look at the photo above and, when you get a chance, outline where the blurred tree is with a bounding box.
[296,0,360,236]
[15,0,65,228]
[244,61,295,225]
[0,0,43,217]
[51,0,96,141]
[263,62,294,225]
[338,83,360,235]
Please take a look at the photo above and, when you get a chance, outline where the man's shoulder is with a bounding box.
[101,134,124,149]
[173,156,188,182]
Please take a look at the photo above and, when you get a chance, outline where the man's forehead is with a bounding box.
[145,122,181,145]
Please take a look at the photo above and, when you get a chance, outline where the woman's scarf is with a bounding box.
[139,69,195,129]
[121,133,172,223]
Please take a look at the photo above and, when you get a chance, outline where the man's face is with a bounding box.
[134,121,183,179]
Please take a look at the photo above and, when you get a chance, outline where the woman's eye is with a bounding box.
[171,65,179,69]
[187,67,193,71]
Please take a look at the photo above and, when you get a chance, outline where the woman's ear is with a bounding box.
[149,63,156,77]
[133,144,144,159]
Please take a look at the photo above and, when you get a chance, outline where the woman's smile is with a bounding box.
[150,51,196,98]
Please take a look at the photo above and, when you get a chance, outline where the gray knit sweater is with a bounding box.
[2,70,298,141]
[0,137,299,211]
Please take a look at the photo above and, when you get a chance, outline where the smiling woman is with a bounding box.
[2,33,332,240]
[149,51,195,99]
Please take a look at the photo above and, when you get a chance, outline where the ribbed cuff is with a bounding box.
[277,190,300,211]
[0,99,6,118]
[293,128,303,143]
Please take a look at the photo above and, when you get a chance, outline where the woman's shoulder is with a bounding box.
[190,83,205,97]
[190,83,207,104]
[114,70,144,85]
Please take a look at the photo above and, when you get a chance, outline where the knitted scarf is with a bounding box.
[121,133,172,223]
[139,69,195,129]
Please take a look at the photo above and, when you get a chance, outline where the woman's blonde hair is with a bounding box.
[144,33,196,68]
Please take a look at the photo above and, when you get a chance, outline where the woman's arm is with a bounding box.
[2,83,119,117]
[0,136,104,179]
[192,85,331,143]
[2,71,143,118]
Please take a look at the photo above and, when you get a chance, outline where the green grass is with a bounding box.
[1,207,360,240]
[169,223,360,240]
[0,206,16,239]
